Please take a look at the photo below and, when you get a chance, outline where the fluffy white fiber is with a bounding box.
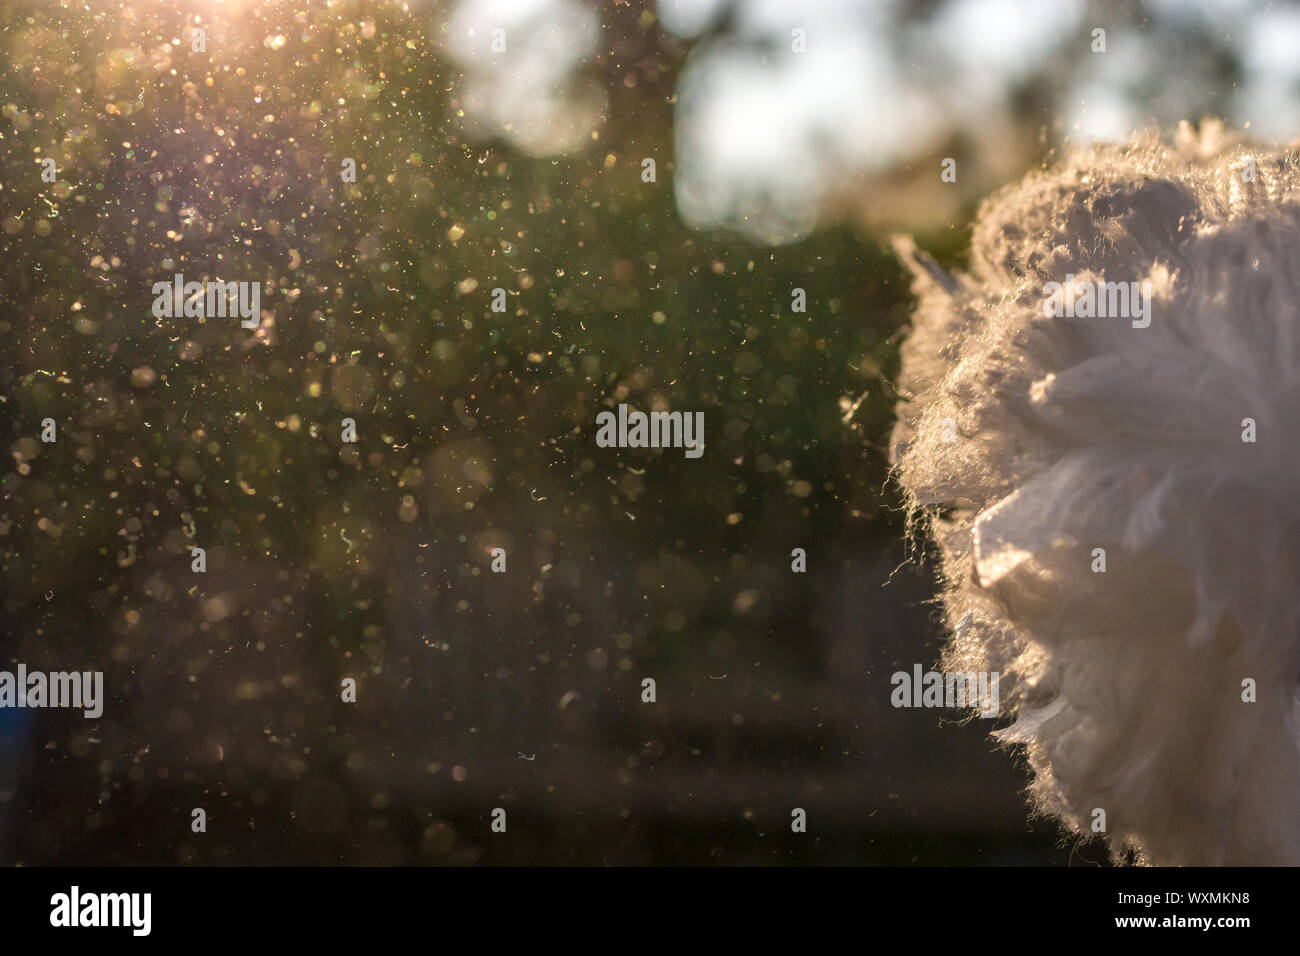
[891,121,1300,865]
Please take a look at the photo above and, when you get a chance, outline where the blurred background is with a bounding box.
[0,0,1293,864]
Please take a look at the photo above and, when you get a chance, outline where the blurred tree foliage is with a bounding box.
[0,0,912,864]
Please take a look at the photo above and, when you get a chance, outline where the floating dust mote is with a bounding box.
[891,121,1300,865]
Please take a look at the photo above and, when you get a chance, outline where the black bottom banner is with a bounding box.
[0,865,1277,942]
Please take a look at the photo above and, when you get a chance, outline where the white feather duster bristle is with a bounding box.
[892,122,1300,866]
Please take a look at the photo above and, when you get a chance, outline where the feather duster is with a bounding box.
[891,121,1300,865]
